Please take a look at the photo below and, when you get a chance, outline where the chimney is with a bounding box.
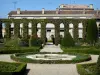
[97,8,99,15]
[42,8,45,14]
[56,8,59,14]
[83,9,85,14]
[89,4,93,9]
[17,8,20,14]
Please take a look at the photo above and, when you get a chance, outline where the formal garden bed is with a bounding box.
[61,46,100,55]
[0,61,27,75]
[77,63,96,75]
[10,52,91,64]
[0,46,41,54]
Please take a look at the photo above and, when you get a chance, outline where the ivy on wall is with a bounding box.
[22,19,29,40]
[31,19,37,36]
[0,19,91,45]
[5,21,11,40]
[14,20,20,38]
[0,20,3,39]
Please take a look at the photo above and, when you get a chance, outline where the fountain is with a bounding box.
[26,54,76,60]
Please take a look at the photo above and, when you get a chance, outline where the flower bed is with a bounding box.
[0,61,27,75]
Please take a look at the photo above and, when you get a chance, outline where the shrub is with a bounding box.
[77,63,96,75]
[0,46,40,54]
[86,19,98,45]
[4,38,20,48]
[29,35,42,47]
[61,46,100,55]
[0,61,27,75]
[19,39,29,47]
[96,54,100,75]
[61,31,75,47]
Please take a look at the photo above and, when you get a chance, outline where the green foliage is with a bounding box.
[4,38,20,48]
[11,53,91,64]
[61,46,100,55]
[61,31,75,47]
[0,61,27,75]
[22,19,28,40]
[86,19,98,45]
[29,34,42,47]
[96,55,100,75]
[5,22,11,40]
[0,47,40,54]
[77,63,96,75]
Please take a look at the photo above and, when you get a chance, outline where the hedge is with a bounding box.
[11,53,91,64]
[77,63,96,75]
[0,46,41,54]
[0,61,27,75]
[61,46,100,55]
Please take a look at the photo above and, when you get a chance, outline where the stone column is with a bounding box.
[82,21,87,41]
[41,21,46,44]
[5,21,11,40]
[32,21,37,36]
[14,22,20,38]
[64,22,69,37]
[22,20,29,40]
[73,22,78,42]
[55,23,60,45]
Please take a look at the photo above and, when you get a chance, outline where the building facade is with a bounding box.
[6,4,100,40]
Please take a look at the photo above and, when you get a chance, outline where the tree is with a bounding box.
[61,31,75,47]
[86,19,98,45]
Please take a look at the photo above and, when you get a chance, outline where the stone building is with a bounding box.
[5,4,100,40]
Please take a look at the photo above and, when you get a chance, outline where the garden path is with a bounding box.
[0,44,99,75]
[40,43,63,53]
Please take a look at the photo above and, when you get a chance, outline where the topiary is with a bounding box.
[86,19,98,45]
[96,54,100,75]
[61,31,75,47]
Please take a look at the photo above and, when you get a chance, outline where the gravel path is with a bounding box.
[40,44,63,53]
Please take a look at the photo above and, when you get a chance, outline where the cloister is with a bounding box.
[0,19,98,45]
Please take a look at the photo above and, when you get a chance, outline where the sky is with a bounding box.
[0,0,100,18]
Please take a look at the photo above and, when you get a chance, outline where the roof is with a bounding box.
[8,10,100,15]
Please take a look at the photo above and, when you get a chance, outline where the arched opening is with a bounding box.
[37,23,41,38]
[78,23,83,39]
[28,22,32,36]
[69,23,73,38]
[60,23,64,37]
[11,23,14,36]
[2,23,5,38]
[20,23,23,37]
[46,23,55,43]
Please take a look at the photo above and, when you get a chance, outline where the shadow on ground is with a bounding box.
[24,69,30,75]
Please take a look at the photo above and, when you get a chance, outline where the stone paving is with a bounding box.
[0,44,99,75]
[40,44,63,53]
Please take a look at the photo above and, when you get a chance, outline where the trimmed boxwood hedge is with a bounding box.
[77,63,96,75]
[11,53,91,64]
[61,46,100,55]
[0,61,27,75]
[0,46,41,54]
